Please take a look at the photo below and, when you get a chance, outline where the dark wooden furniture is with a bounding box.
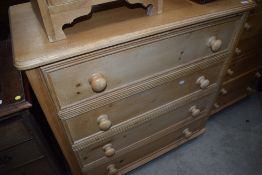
[0,40,66,175]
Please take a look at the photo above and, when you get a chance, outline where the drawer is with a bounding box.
[82,117,206,175]
[214,68,262,111]
[0,140,43,172]
[42,16,240,109]
[0,116,32,151]
[65,61,222,142]
[7,158,55,175]
[232,36,262,61]
[241,11,262,40]
[224,53,262,81]
[73,90,215,168]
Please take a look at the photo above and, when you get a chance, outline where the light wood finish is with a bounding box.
[41,17,237,109]
[211,0,262,115]
[73,90,216,168]
[35,0,163,42]
[65,60,222,143]
[83,117,206,175]
[212,68,262,113]
[10,1,254,175]
[224,52,262,82]
[10,0,255,70]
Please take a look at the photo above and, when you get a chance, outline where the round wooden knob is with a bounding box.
[227,69,234,76]
[246,86,253,93]
[189,106,200,117]
[255,72,262,78]
[244,22,251,31]
[214,103,220,109]
[235,48,242,56]
[220,88,228,95]
[183,128,192,138]
[196,76,210,89]
[103,144,115,157]
[208,36,222,52]
[97,114,112,131]
[89,73,107,92]
[107,164,118,175]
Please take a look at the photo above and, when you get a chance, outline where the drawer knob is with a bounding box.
[235,48,242,56]
[107,164,118,175]
[255,72,262,78]
[183,128,192,138]
[89,73,107,92]
[246,86,253,93]
[103,144,116,157]
[220,88,228,95]
[97,114,112,131]
[244,22,251,31]
[208,36,222,52]
[227,69,234,76]
[214,103,220,109]
[196,76,210,89]
[189,106,201,117]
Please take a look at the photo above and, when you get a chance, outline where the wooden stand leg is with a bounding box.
[126,0,163,15]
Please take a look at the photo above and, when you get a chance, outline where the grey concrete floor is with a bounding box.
[128,93,262,175]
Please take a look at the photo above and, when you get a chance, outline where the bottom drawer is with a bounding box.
[225,53,262,82]
[7,158,55,175]
[82,117,206,175]
[0,140,43,172]
[74,88,216,168]
[213,68,262,112]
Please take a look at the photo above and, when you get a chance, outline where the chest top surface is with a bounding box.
[10,0,255,70]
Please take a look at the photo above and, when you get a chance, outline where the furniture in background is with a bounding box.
[212,0,262,114]
[9,0,255,175]
[0,0,29,40]
[0,40,67,175]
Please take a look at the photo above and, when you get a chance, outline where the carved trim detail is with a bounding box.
[45,0,163,41]
[72,85,217,151]
[81,117,206,170]
[57,53,227,120]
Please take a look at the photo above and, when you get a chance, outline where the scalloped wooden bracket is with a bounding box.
[36,0,163,42]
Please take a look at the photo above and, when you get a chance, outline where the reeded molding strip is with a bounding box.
[42,15,240,117]
[59,53,227,120]
[82,116,206,169]
[72,85,217,151]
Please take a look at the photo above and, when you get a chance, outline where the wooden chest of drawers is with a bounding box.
[10,0,254,174]
[212,0,262,114]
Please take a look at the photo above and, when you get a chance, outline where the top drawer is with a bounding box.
[42,16,240,109]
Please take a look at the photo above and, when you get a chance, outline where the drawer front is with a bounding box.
[82,117,206,175]
[0,116,32,151]
[214,68,262,110]
[73,91,215,167]
[8,158,55,175]
[241,11,262,40]
[225,53,262,81]
[65,61,222,142]
[233,36,262,61]
[43,17,239,108]
[0,140,43,172]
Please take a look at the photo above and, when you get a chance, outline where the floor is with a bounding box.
[128,93,262,175]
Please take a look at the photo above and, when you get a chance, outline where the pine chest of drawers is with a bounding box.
[10,0,254,174]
